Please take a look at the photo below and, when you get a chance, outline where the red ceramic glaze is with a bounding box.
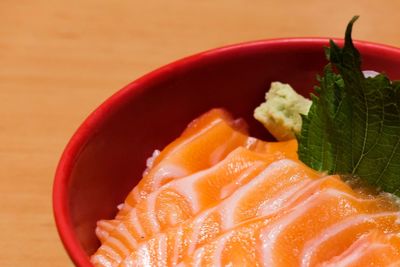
[53,38,400,266]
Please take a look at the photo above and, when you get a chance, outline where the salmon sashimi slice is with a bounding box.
[259,192,397,266]
[91,147,293,266]
[117,173,398,267]
[301,212,400,266]
[96,109,297,242]
[96,140,298,243]
[119,215,400,267]
[173,185,398,267]
[91,107,400,266]
[319,230,400,267]
[120,108,250,216]
[116,160,322,267]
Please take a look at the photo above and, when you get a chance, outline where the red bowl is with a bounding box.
[53,38,400,266]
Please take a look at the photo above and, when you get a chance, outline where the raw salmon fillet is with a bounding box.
[320,230,400,267]
[176,187,399,267]
[117,169,399,266]
[119,109,296,212]
[92,147,296,266]
[92,109,400,267]
[96,109,297,242]
[117,159,323,266]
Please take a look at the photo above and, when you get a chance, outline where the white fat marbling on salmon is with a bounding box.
[244,137,258,149]
[132,187,142,204]
[186,209,214,255]
[96,228,108,241]
[121,234,168,267]
[92,236,129,266]
[97,116,247,259]
[259,189,371,267]
[211,231,235,266]
[149,117,224,188]
[96,220,115,241]
[117,164,313,266]
[96,219,123,242]
[183,162,275,254]
[209,143,228,166]
[172,165,274,256]
[167,172,205,213]
[127,208,146,239]
[320,236,390,267]
[145,193,161,233]
[119,256,134,267]
[109,148,265,258]
[98,245,122,263]
[151,164,189,190]
[163,159,232,213]
[134,242,152,267]
[116,223,139,249]
[107,236,130,256]
[173,161,311,258]
[166,117,223,157]
[156,233,168,266]
[171,227,184,266]
[256,179,311,217]
[97,219,114,230]
[273,176,344,209]
[191,246,207,267]
[119,246,146,267]
[91,254,113,267]
[166,149,258,213]
[256,175,348,221]
[335,243,390,266]
[276,176,329,203]
[219,159,298,229]
[219,161,265,199]
[167,209,180,226]
[209,133,234,166]
[301,212,400,267]
[128,117,226,206]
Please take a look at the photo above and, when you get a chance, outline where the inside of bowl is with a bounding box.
[65,40,400,256]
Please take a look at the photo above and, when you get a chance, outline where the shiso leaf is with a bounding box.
[298,16,400,195]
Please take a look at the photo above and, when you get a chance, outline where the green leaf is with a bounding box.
[298,16,400,195]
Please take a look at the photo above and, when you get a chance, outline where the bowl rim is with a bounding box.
[52,37,400,266]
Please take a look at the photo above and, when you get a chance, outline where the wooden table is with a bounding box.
[2,0,400,266]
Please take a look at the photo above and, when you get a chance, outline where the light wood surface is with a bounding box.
[2,0,400,266]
